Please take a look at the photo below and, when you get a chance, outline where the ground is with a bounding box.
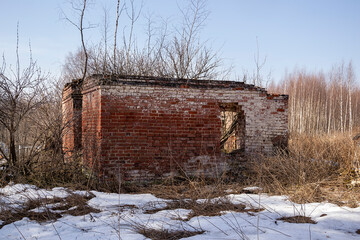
[0,184,359,240]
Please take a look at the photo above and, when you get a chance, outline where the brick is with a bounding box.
[62,75,288,181]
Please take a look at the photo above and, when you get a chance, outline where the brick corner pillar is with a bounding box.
[62,80,83,160]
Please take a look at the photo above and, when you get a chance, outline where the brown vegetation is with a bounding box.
[144,198,261,221]
[134,226,204,240]
[248,132,359,206]
[277,216,316,224]
[0,192,99,229]
[0,1,358,216]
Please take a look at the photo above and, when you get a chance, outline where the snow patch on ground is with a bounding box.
[242,186,262,192]
[0,184,359,240]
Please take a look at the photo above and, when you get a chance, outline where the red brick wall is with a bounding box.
[99,93,222,180]
[82,88,102,172]
[63,76,288,181]
[62,81,82,161]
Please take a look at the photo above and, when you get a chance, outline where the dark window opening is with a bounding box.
[220,103,245,153]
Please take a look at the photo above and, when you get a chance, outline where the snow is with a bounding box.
[242,186,262,192]
[0,184,359,240]
[88,190,163,211]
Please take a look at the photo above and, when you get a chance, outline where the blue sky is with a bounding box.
[1,0,359,84]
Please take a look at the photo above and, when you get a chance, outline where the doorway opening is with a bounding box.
[220,103,245,153]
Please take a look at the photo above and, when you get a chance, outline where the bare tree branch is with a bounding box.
[0,29,48,167]
[61,0,229,81]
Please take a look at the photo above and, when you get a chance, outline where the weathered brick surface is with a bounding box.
[62,75,288,181]
[62,80,82,161]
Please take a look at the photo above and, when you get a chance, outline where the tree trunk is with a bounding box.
[9,132,17,166]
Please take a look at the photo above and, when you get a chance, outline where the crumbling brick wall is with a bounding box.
[62,80,82,159]
[62,75,288,181]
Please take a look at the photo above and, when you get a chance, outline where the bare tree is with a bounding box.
[346,62,354,132]
[163,0,223,80]
[61,0,228,81]
[270,62,360,135]
[61,48,85,80]
[124,0,142,67]
[253,37,268,87]
[61,0,94,80]
[0,26,47,167]
[113,0,126,73]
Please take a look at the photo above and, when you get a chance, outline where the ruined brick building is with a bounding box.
[62,75,288,181]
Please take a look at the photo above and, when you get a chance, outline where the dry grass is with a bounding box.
[0,192,99,229]
[142,182,235,200]
[248,132,360,206]
[145,198,262,221]
[57,192,100,216]
[0,157,90,190]
[2,132,358,213]
[0,209,62,228]
[135,226,205,240]
[277,216,316,224]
